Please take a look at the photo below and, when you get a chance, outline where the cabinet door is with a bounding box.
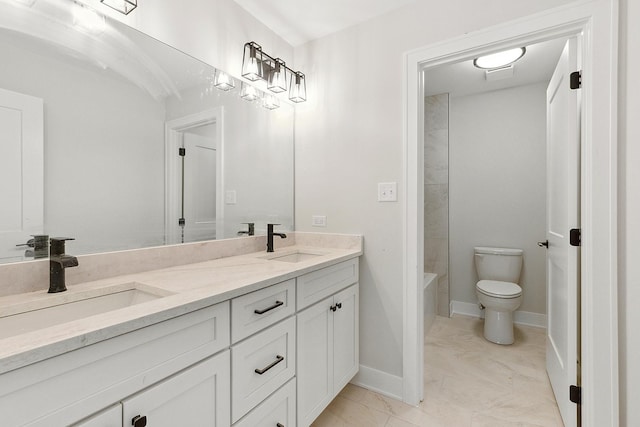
[333,284,359,392]
[297,296,334,427]
[73,404,121,427]
[122,351,230,427]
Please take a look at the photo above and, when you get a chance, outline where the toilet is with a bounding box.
[474,246,523,345]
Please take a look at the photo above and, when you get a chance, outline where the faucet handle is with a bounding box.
[50,237,75,256]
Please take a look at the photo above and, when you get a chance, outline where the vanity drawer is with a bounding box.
[231,279,295,343]
[231,316,296,423]
[297,258,359,309]
[233,378,296,427]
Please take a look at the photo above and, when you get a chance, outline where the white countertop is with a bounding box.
[0,242,361,375]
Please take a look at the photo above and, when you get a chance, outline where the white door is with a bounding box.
[0,88,44,263]
[182,127,217,242]
[545,37,580,427]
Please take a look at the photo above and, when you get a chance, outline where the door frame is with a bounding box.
[165,107,224,244]
[402,1,618,426]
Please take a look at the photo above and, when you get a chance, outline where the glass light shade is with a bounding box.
[473,47,526,69]
[214,70,235,91]
[240,83,259,102]
[289,72,307,103]
[73,4,106,34]
[242,42,263,81]
[267,58,287,93]
[262,94,280,110]
[100,0,137,15]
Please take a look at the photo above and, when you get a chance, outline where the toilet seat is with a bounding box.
[476,280,522,298]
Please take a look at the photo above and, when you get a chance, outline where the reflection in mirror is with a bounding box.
[0,0,294,264]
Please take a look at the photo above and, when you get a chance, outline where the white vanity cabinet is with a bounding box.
[0,302,230,427]
[296,259,360,427]
[75,352,230,427]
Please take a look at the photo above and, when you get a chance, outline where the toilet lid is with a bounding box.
[476,280,522,298]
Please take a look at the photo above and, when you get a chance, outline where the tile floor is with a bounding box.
[312,315,564,427]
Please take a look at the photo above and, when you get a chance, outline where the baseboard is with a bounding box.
[449,300,547,328]
[350,364,403,401]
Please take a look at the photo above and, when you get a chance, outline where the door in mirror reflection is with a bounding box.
[0,88,43,263]
[181,124,217,243]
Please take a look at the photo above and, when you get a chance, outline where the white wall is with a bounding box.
[449,83,547,314]
[618,0,639,425]
[293,0,574,381]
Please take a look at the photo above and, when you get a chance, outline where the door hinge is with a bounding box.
[178,147,186,156]
[178,217,185,227]
[570,71,582,89]
[570,228,581,246]
[569,385,581,404]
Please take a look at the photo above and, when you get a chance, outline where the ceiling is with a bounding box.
[233,0,416,46]
[425,37,568,97]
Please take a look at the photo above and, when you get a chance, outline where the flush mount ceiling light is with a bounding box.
[473,47,526,69]
[100,0,137,15]
[242,41,307,102]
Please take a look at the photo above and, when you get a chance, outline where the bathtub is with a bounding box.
[424,273,438,334]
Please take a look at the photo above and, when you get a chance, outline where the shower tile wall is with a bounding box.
[425,94,449,317]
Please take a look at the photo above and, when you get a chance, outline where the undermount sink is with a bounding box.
[260,250,327,263]
[0,283,171,340]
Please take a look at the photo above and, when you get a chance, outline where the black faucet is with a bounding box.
[49,237,78,293]
[266,224,287,253]
[238,222,255,236]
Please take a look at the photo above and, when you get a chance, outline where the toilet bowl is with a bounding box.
[476,280,522,344]
[474,247,524,345]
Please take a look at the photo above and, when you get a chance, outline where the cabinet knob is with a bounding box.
[132,415,147,427]
[277,423,285,427]
[336,302,342,310]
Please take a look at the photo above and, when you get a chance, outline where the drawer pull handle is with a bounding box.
[330,302,342,312]
[336,302,342,310]
[277,424,285,427]
[132,415,147,427]
[254,300,284,315]
[255,355,284,375]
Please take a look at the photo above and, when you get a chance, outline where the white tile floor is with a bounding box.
[312,315,564,426]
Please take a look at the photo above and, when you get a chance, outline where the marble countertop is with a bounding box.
[0,241,362,375]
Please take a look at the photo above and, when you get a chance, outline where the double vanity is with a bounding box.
[0,233,362,427]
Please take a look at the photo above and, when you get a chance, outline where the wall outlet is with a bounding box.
[378,182,398,202]
[225,190,237,204]
[312,215,327,227]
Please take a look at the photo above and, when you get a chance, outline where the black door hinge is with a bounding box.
[179,147,186,156]
[178,217,185,227]
[570,228,581,246]
[570,71,582,89]
[569,385,581,404]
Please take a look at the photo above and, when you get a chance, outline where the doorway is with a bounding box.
[422,34,578,425]
[402,2,618,426]
[165,107,224,245]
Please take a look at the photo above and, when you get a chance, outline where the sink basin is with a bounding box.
[260,250,327,263]
[0,283,171,340]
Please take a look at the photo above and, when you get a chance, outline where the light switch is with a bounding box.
[378,182,397,202]
[225,190,237,204]
[312,215,327,227]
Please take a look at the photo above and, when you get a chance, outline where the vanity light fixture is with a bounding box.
[214,70,236,91]
[262,94,280,110]
[242,41,307,102]
[289,71,307,103]
[100,0,137,15]
[473,47,526,69]
[240,82,259,102]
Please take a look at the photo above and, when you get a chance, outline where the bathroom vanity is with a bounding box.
[0,233,362,427]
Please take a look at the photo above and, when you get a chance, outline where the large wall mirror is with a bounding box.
[0,0,294,264]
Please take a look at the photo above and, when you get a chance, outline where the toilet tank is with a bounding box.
[474,247,523,283]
